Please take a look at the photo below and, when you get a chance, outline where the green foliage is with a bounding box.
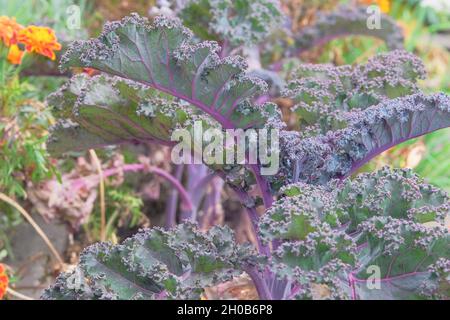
[47,13,282,193]
[59,14,278,130]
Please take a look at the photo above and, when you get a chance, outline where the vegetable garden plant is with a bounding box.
[42,1,449,300]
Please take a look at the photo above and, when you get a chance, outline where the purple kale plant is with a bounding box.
[43,3,449,300]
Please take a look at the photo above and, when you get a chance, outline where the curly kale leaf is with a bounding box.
[351,217,449,300]
[60,13,280,131]
[46,73,214,155]
[267,168,449,299]
[291,5,404,55]
[42,223,258,300]
[179,0,282,46]
[280,93,450,185]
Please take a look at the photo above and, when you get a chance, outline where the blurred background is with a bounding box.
[0,0,449,300]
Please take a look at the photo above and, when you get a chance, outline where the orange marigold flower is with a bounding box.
[0,16,23,47]
[7,44,25,65]
[18,26,62,60]
[0,264,9,300]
